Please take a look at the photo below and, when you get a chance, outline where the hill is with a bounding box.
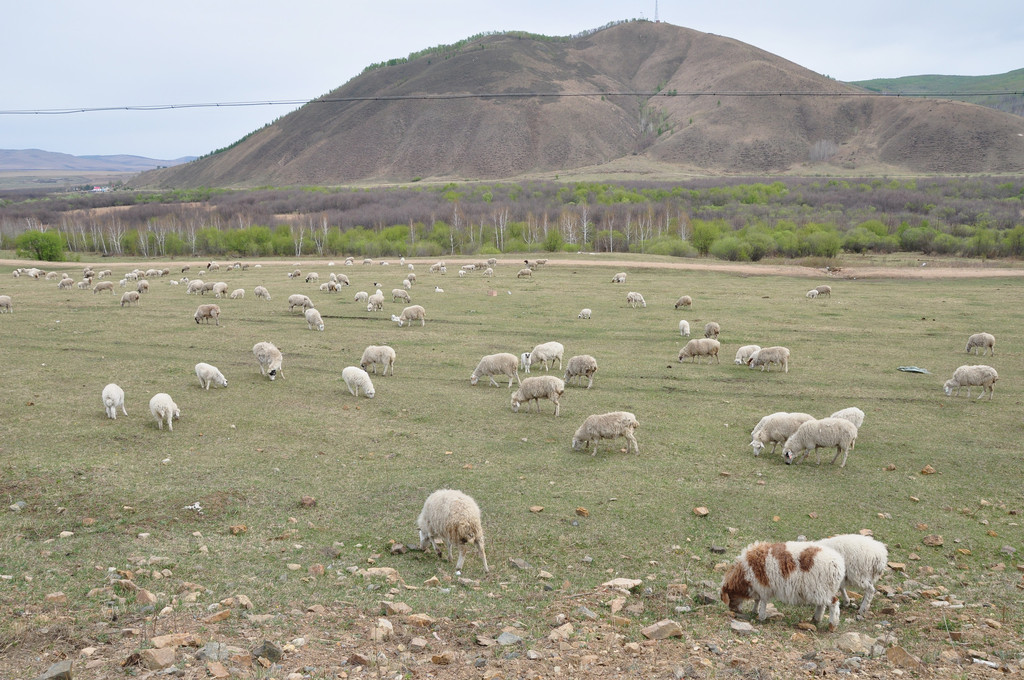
[137,21,1024,188]
[852,68,1024,117]
[0,148,194,172]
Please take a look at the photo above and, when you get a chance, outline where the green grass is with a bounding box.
[1,256,1022,664]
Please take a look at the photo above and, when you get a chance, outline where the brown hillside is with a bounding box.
[138,21,1024,188]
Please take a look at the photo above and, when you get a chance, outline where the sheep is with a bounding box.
[783,417,859,467]
[563,354,598,389]
[417,489,489,574]
[611,272,627,283]
[195,362,228,390]
[720,540,845,629]
[470,352,521,388]
[360,345,396,376]
[516,268,533,278]
[747,346,790,373]
[815,534,888,618]
[402,279,412,290]
[194,303,221,326]
[572,411,639,455]
[829,407,865,429]
[626,291,646,308]
[101,383,127,419]
[434,286,444,293]
[212,282,229,298]
[76,280,90,289]
[429,262,443,273]
[136,279,150,293]
[366,292,385,312]
[288,294,314,312]
[92,281,115,294]
[703,321,720,339]
[391,304,425,327]
[511,376,565,416]
[354,291,369,304]
[406,272,415,283]
[734,344,761,366]
[149,393,181,431]
[335,273,350,286]
[965,332,995,356]
[674,295,692,308]
[229,288,245,299]
[186,279,205,295]
[207,262,220,271]
[678,320,690,337]
[363,258,372,265]
[483,267,493,277]
[120,291,140,306]
[520,352,531,372]
[526,341,564,373]
[943,364,998,400]
[678,338,720,364]
[252,341,284,380]
[288,269,301,278]
[806,289,819,299]
[168,280,179,286]
[392,288,411,303]
[57,278,74,290]
[254,285,271,300]
[577,308,592,319]
[304,307,325,331]
[749,412,815,456]
[199,281,217,295]
[342,366,375,398]
[181,265,191,273]
[815,285,832,296]
[305,272,319,283]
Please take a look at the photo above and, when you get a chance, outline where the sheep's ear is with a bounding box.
[721,592,730,605]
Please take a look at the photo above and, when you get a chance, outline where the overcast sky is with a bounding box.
[4,1,1021,159]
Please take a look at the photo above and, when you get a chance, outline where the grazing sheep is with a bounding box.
[199,281,217,295]
[252,341,284,380]
[806,289,819,299]
[674,295,692,308]
[572,411,639,455]
[470,353,520,387]
[402,279,412,290]
[829,407,865,429]
[305,272,319,283]
[288,294,314,312]
[194,303,221,325]
[254,285,271,300]
[57,278,74,290]
[720,541,844,629]
[815,285,832,296]
[288,269,301,278]
[181,265,191,273]
[703,321,720,339]
[516,268,533,278]
[366,292,385,312]
[943,364,998,400]
[391,304,426,327]
[93,281,115,294]
[360,345,396,376]
[749,412,815,456]
[747,346,790,373]
[965,332,995,356]
[149,393,181,431]
[626,291,646,308]
[678,338,720,364]
[392,288,411,303]
[483,267,493,277]
[406,272,415,283]
[611,272,627,283]
[229,288,245,299]
[434,286,444,293]
[77,280,90,289]
[194,362,228,390]
[511,375,565,416]
[335,273,350,286]
[783,417,859,467]
[304,307,324,331]
[678,320,690,337]
[578,308,592,319]
[526,341,564,373]
[734,344,761,366]
[417,489,489,574]
[563,354,598,389]
[342,366,375,398]
[120,291,140,306]
[354,291,369,303]
[815,534,888,618]
[186,279,205,294]
[101,383,127,419]
[209,282,227,298]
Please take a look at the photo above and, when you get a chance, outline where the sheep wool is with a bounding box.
[815,534,888,618]
[288,294,313,311]
[783,417,858,467]
[392,305,426,327]
[304,307,325,331]
[572,411,639,455]
[563,355,598,389]
[806,289,819,299]
[734,345,761,366]
[577,308,592,319]
[230,288,245,299]
[470,353,520,388]
[195,363,228,390]
[526,341,564,373]
[342,366,375,398]
[678,338,720,364]
[829,407,865,429]
[815,285,832,296]
[149,393,180,431]
[0,295,12,313]
[611,272,627,283]
[749,412,815,456]
[360,345,397,376]
[511,376,565,416]
[678,320,690,337]
[944,364,998,400]
[120,291,140,306]
[101,383,127,419]
[674,295,692,309]
[965,332,995,356]
[253,342,284,381]
[417,489,489,574]
[747,346,790,373]
[626,291,646,308]
[194,304,221,326]
[254,285,271,300]
[703,322,720,339]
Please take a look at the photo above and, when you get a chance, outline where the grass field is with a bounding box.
[2,255,1022,677]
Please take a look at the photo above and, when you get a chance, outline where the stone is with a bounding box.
[308,563,325,576]
[548,623,574,641]
[920,464,936,475]
[151,633,198,649]
[576,605,598,620]
[382,601,412,616]
[229,524,247,535]
[602,577,642,591]
[530,506,544,513]
[140,647,176,670]
[575,507,589,517]
[389,543,407,555]
[729,620,755,634]
[886,645,924,670]
[497,631,522,646]
[537,570,553,580]
[410,637,429,650]
[363,567,399,582]
[31,659,72,680]
[431,651,455,665]
[372,617,394,640]
[252,640,283,662]
[641,619,684,640]
[44,592,67,604]
[348,652,370,666]
[299,495,317,507]
[202,609,230,623]
[406,613,434,627]
[508,558,531,570]
[610,615,631,627]
[206,661,230,679]
[135,588,157,605]
[923,535,944,547]
[888,562,907,571]
[836,632,876,655]
[236,594,253,609]
[693,507,709,517]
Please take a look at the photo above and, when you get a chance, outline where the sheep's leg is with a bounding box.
[828,597,841,629]
[478,537,489,573]
[552,397,560,417]
[756,599,768,621]
[166,417,173,432]
[858,584,876,617]
[488,376,500,387]
[626,431,639,454]
[586,374,593,389]
[454,546,466,573]
[121,404,128,416]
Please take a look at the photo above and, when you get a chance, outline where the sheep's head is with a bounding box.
[391,314,401,323]
[510,395,521,412]
[720,564,752,612]
[268,369,277,381]
[172,407,181,421]
[943,379,956,396]
[470,374,479,386]
[364,385,375,398]
[750,440,764,456]
[783,448,797,464]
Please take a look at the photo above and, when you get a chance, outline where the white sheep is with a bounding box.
[678,320,690,337]
[392,288,411,303]
[120,291,140,306]
[194,303,221,325]
[578,308,592,319]
[470,353,520,387]
[186,279,205,295]
[199,281,217,295]
[749,412,816,456]
[288,294,314,312]
[511,375,565,416]
[417,489,489,574]
[402,279,412,290]
[342,366,375,398]
[392,304,426,327]
[611,272,627,283]
[806,289,819,299]
[815,534,888,618]
[674,295,692,308]
[815,285,832,296]
[516,268,533,278]
[57,278,74,290]
[678,338,720,364]
[405,272,415,283]
[93,281,115,294]
[304,307,325,331]
[526,341,564,373]
[360,345,396,376]
[101,383,127,419]
[434,286,444,293]
[354,291,369,303]
[720,541,845,629]
[783,417,859,467]
[149,393,180,431]
[571,411,639,455]
[136,280,150,294]
[194,362,228,390]
[335,273,350,286]
[212,282,228,298]
[747,346,790,373]
[366,292,385,312]
[829,407,865,429]
[703,321,720,339]
[943,364,998,400]
[229,288,244,299]
[519,352,531,371]
[305,272,319,283]
[288,268,301,278]
[254,285,271,300]
[965,332,995,356]
[626,291,646,308]
[734,344,761,365]
[253,341,284,381]
[563,354,598,389]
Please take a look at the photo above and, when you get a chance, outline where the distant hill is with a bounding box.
[137,20,1024,188]
[852,68,1024,117]
[0,149,194,172]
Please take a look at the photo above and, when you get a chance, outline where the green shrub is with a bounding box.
[15,230,65,261]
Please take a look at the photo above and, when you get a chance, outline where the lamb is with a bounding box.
[304,307,324,331]
[563,354,598,389]
[341,366,375,398]
[252,341,284,380]
[516,268,533,278]
[101,383,127,419]
[434,286,444,293]
[943,364,998,400]
[783,417,859,467]
[93,281,115,294]
[572,411,639,455]
[354,291,369,303]
[611,272,627,283]
[212,282,228,298]
[392,288,411,303]
[392,304,426,327]
[366,292,385,312]
[806,289,819,299]
[194,362,228,390]
[749,412,815,456]
[747,346,790,373]
[149,393,181,431]
[470,353,520,387]
[520,352,531,371]
[511,376,565,416]
[578,308,592,319]
[526,341,564,373]
[626,291,646,308]
[815,285,832,296]
[674,295,692,308]
[815,534,888,618]
[417,489,489,574]
[360,345,396,376]
[120,291,140,306]
[254,285,271,300]
[720,541,845,629]
[678,338,720,364]
[288,294,314,311]
[678,320,690,337]
[829,407,865,429]
[703,321,720,339]
[734,344,761,365]
[965,332,995,356]
[194,303,221,325]
[230,288,245,299]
